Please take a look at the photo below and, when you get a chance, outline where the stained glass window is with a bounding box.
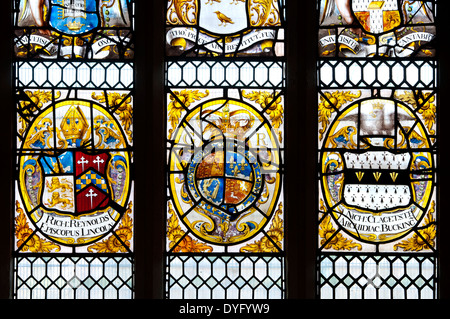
[12,0,135,299]
[317,0,438,299]
[165,0,286,299]
[6,0,447,303]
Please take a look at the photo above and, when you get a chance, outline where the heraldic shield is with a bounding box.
[189,144,262,221]
[352,0,401,34]
[41,151,111,217]
[341,150,413,212]
[199,0,249,35]
[48,0,99,35]
[18,97,132,247]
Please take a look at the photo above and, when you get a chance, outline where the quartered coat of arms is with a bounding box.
[17,97,132,248]
[167,94,283,248]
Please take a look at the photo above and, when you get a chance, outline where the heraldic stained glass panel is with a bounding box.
[13,0,135,299]
[318,0,435,58]
[166,0,285,57]
[14,0,134,59]
[165,0,286,299]
[317,0,438,299]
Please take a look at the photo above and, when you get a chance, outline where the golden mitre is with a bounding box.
[60,105,89,141]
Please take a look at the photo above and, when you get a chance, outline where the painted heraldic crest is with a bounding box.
[41,151,112,217]
[49,0,100,35]
[352,0,401,34]
[199,0,249,35]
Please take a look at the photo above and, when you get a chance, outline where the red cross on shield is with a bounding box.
[74,151,111,214]
[76,185,109,213]
[75,152,109,175]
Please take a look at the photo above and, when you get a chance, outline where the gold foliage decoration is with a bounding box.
[319,215,362,251]
[167,89,209,139]
[249,0,281,27]
[87,202,133,253]
[239,202,283,253]
[167,202,213,252]
[167,0,198,25]
[18,90,60,135]
[15,201,61,253]
[92,92,133,142]
[394,201,436,252]
[318,200,362,251]
[318,90,361,141]
[242,90,283,142]
[394,90,436,136]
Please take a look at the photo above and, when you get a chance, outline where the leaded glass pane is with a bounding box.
[316,0,438,299]
[12,0,135,299]
[318,254,436,299]
[14,256,134,299]
[166,255,284,299]
[165,0,286,299]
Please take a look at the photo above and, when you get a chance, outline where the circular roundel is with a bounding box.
[18,99,132,246]
[320,98,434,243]
[168,98,282,245]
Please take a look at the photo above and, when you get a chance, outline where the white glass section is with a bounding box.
[166,61,285,88]
[14,257,134,299]
[166,255,284,299]
[319,255,436,299]
[16,62,134,89]
[318,60,436,88]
